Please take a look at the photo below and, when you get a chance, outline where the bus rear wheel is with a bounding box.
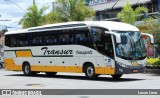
[84,64,98,79]
[111,74,123,79]
[22,63,37,76]
[45,72,57,77]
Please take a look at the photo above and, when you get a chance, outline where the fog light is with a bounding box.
[117,62,127,68]
[119,68,123,72]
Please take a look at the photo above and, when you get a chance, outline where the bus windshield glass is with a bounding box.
[113,31,146,60]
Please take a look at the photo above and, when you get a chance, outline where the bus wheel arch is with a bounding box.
[82,62,98,79]
[22,61,36,76]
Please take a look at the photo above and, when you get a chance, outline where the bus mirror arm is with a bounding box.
[141,33,154,44]
[105,31,121,43]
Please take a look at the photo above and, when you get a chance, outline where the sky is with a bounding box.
[0,0,55,31]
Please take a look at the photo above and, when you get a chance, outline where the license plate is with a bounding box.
[133,70,139,73]
[131,62,138,66]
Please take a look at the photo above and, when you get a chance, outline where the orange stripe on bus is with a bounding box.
[16,51,32,57]
[4,59,21,71]
[4,58,115,75]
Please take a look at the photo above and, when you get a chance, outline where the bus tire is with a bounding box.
[22,63,36,76]
[45,72,57,77]
[111,74,122,79]
[84,64,98,79]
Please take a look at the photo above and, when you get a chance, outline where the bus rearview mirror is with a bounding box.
[141,33,154,44]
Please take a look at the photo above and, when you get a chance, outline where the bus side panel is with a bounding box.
[74,57,81,72]
[4,51,21,71]
[95,56,104,74]
[16,56,82,73]
[104,57,115,75]
[5,58,21,71]
[79,56,98,71]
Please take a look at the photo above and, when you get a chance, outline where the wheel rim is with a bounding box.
[25,65,30,74]
[87,66,94,77]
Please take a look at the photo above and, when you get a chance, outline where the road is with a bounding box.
[0,69,160,98]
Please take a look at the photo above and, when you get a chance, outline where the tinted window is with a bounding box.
[91,27,114,58]
[75,28,91,45]
[104,35,114,58]
[91,27,105,52]
[30,32,43,46]
[59,30,74,45]
[5,35,11,47]
[17,34,29,46]
[44,31,58,45]
[5,35,17,47]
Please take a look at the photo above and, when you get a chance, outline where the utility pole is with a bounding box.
[33,0,35,4]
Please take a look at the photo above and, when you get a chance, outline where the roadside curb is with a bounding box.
[145,69,160,74]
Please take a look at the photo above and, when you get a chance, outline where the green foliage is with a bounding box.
[19,4,48,28]
[44,11,62,24]
[54,0,95,22]
[147,58,160,69]
[117,2,148,24]
[137,16,160,56]
[2,29,8,33]
[147,58,160,65]
[20,0,95,27]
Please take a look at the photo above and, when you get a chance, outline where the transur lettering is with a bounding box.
[41,47,73,55]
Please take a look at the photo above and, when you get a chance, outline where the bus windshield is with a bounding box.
[113,31,146,60]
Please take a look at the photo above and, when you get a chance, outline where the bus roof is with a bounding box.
[5,21,139,35]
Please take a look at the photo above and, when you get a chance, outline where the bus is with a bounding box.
[4,21,154,79]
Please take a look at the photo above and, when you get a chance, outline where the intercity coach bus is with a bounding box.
[4,21,154,79]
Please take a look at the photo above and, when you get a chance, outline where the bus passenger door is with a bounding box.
[103,35,115,74]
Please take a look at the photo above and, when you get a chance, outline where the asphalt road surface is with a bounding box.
[0,69,159,98]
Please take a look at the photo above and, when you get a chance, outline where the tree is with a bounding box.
[19,4,48,28]
[117,2,148,25]
[43,11,62,24]
[54,0,95,22]
[137,16,160,56]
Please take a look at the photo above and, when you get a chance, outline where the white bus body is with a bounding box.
[4,21,154,79]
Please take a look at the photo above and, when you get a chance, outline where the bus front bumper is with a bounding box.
[115,63,146,74]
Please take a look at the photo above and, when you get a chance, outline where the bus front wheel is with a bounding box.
[22,63,37,76]
[84,64,98,79]
[111,74,123,79]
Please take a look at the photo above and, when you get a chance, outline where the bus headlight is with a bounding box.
[117,62,127,68]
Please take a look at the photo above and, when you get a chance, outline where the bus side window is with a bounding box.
[5,35,11,47]
[30,32,43,46]
[10,35,17,47]
[75,29,91,45]
[104,35,114,58]
[44,31,58,45]
[18,34,29,47]
[59,29,74,45]
[91,27,104,52]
